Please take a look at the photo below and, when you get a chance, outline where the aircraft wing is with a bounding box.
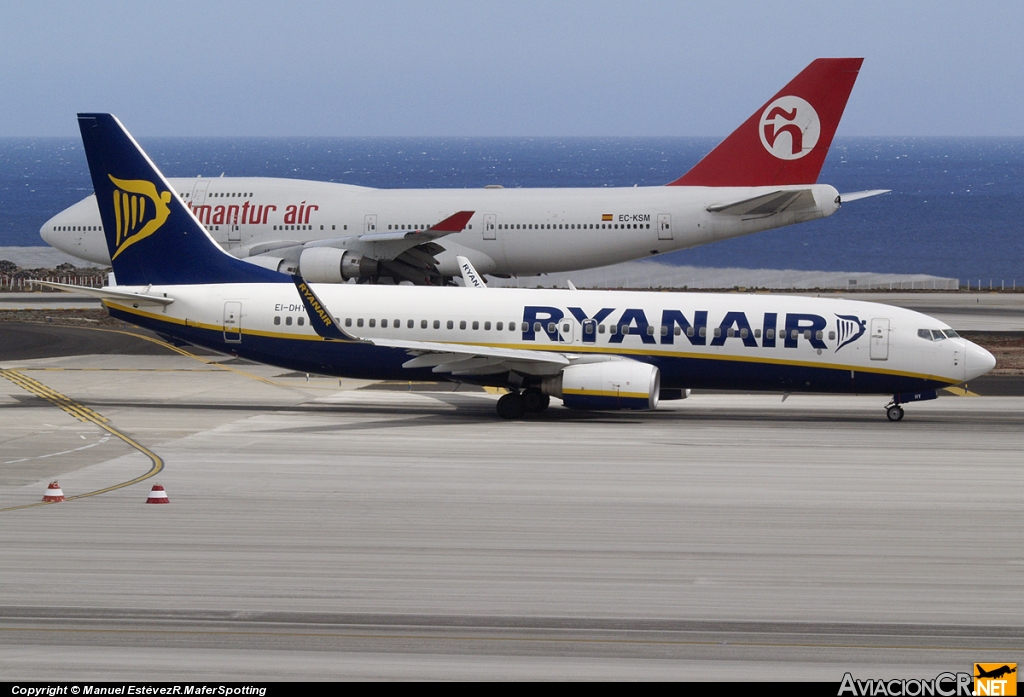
[706,189,817,217]
[372,337,570,376]
[306,210,475,246]
[31,280,175,306]
[245,210,475,285]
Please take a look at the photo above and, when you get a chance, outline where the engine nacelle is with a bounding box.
[297,247,380,283]
[541,361,660,411]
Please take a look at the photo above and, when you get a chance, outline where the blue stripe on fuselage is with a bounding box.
[109,307,949,396]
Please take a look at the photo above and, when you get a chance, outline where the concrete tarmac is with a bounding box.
[0,339,1022,680]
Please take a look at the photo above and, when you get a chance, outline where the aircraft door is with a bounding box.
[483,214,496,240]
[191,181,210,206]
[364,214,377,234]
[228,207,241,243]
[559,318,575,344]
[223,302,242,343]
[657,213,673,240]
[870,318,889,360]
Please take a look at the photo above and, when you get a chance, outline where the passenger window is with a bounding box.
[714,328,722,338]
[274,316,281,325]
[646,325,655,336]
[433,320,440,329]
[740,328,748,339]
[684,326,691,337]
[408,319,414,328]
[754,329,761,338]
[584,323,594,335]
[369,319,376,328]
[803,330,811,340]
[345,318,352,327]
[699,327,707,338]
[620,325,629,335]
[357,318,364,327]
[521,322,528,331]
[828,331,835,340]
[447,320,454,329]
[382,319,388,328]
[792,330,799,340]
[562,323,570,333]
[547,322,556,334]
[394,319,400,327]
[496,322,503,331]
[598,325,605,334]
[766,328,775,339]
[726,328,735,338]
[420,319,427,329]
[298,317,304,326]
[460,321,467,330]
[661,326,669,336]
[484,321,491,330]
[472,321,479,330]
[286,316,293,326]
[815,330,823,340]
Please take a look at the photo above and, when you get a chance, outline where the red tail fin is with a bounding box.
[668,58,863,187]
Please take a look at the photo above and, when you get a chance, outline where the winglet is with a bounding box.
[668,58,863,187]
[291,275,351,340]
[456,256,487,288]
[429,211,475,233]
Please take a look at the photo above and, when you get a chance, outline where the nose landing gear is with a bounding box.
[885,404,905,422]
[884,389,938,421]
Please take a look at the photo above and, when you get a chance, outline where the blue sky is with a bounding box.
[1,1,1020,137]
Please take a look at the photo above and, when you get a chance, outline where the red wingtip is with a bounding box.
[669,58,864,187]
[430,211,475,232]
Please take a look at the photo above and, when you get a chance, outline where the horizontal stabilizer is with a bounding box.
[839,189,890,203]
[706,189,816,216]
[32,280,174,306]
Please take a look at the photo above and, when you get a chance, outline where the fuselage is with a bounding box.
[41,177,840,276]
[103,283,992,395]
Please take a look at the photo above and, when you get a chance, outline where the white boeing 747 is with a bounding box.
[42,59,886,285]
[38,113,991,422]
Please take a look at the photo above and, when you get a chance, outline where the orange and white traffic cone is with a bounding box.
[42,481,65,502]
[146,484,169,504]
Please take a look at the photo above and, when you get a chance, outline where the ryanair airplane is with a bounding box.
[43,59,886,285]
[49,114,993,421]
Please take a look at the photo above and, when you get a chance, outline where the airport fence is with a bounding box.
[0,275,106,291]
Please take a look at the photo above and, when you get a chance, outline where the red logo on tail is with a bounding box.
[759,96,819,160]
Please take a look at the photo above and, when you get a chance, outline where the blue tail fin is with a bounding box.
[77,113,288,286]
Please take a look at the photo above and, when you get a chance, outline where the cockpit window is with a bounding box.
[919,329,953,341]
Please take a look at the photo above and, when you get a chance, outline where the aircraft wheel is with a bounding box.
[497,392,526,419]
[523,390,550,412]
[886,405,905,422]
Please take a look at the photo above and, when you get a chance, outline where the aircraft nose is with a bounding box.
[39,214,58,246]
[964,340,996,381]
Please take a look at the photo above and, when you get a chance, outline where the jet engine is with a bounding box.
[541,361,660,411]
[242,247,379,281]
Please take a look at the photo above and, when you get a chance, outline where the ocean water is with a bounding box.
[1,137,1021,281]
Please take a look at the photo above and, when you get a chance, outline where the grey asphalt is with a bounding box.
[0,350,1021,680]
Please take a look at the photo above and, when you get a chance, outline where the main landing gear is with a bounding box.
[496,389,550,419]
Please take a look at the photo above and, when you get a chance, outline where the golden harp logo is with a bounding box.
[108,175,172,260]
